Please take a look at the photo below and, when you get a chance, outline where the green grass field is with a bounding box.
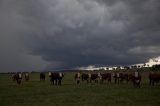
[0,72,160,106]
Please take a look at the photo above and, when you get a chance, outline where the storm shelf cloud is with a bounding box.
[0,0,160,71]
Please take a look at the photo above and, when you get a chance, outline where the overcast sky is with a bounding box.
[0,0,160,72]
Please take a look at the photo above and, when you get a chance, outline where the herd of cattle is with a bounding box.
[75,72,142,88]
[11,72,64,85]
[10,71,160,88]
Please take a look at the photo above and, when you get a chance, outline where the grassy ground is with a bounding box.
[0,72,160,106]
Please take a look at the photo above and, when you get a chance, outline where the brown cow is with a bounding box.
[101,73,111,83]
[75,72,81,84]
[113,71,141,87]
[149,72,160,86]
[12,72,22,85]
[113,72,121,84]
[11,73,17,81]
[48,72,52,77]
[128,73,134,82]
[119,73,130,83]
[90,73,98,83]
[25,73,29,81]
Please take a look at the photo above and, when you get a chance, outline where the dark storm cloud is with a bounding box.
[0,0,160,71]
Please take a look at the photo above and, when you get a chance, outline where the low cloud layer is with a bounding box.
[0,0,160,71]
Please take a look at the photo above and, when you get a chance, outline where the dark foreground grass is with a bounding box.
[0,72,160,106]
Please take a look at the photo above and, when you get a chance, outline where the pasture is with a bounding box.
[0,71,160,106]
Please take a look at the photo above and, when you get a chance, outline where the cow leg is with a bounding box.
[82,78,84,82]
[54,80,56,85]
[16,79,19,84]
[94,80,98,83]
[50,78,52,85]
[89,79,92,83]
[60,79,62,85]
[19,79,21,85]
[115,78,117,84]
[52,81,53,85]
[139,82,141,88]
[57,79,59,85]
[108,79,111,83]
[53,80,55,85]
[120,78,123,84]
[50,81,52,85]
[117,78,120,84]
[78,80,80,84]
[58,79,61,85]
[152,81,154,86]
[133,81,135,87]
[77,80,80,84]
[149,79,152,86]
[52,80,54,85]
[126,79,129,84]
[17,79,21,85]
[56,80,58,85]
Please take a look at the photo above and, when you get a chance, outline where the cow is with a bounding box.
[75,72,81,84]
[129,72,141,88]
[50,72,58,85]
[48,72,52,77]
[149,72,160,86]
[57,72,64,85]
[123,73,130,83]
[50,72,64,85]
[113,72,129,84]
[81,72,102,84]
[113,72,120,84]
[12,72,22,85]
[128,73,134,82]
[101,73,112,83]
[90,73,98,83]
[119,73,130,83]
[81,73,90,83]
[11,73,17,81]
[40,72,45,81]
[25,73,29,81]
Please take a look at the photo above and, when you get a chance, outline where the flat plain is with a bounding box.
[0,71,160,106]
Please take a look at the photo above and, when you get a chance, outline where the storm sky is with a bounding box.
[0,0,160,72]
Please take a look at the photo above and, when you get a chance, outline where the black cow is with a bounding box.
[57,72,64,85]
[40,73,45,81]
[130,72,141,88]
[50,72,64,85]
[81,73,90,83]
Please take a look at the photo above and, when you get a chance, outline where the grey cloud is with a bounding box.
[0,0,160,71]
